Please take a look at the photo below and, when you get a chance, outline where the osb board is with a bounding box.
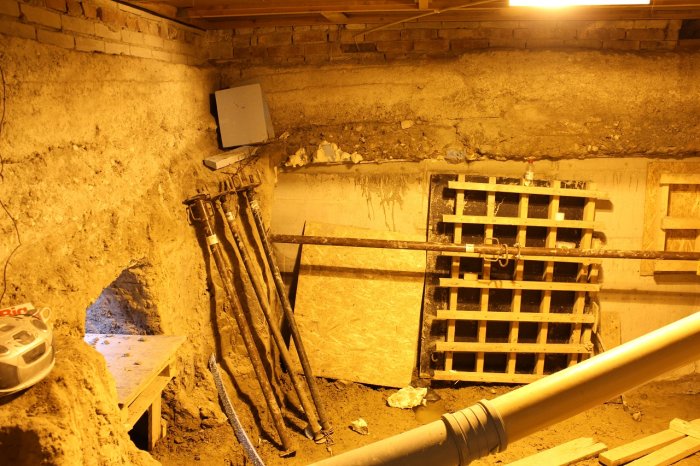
[84,334,185,406]
[641,161,700,275]
[292,222,426,388]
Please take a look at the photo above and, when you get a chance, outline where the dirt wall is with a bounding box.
[223,49,700,162]
[0,34,233,464]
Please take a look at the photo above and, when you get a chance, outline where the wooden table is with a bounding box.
[84,333,186,450]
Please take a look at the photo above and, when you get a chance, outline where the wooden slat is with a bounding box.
[600,419,700,466]
[125,1,179,17]
[507,437,607,466]
[569,193,596,366]
[447,180,608,199]
[148,388,163,450]
[445,173,466,372]
[181,0,420,16]
[641,167,671,276]
[435,341,590,354]
[435,310,595,324]
[442,214,598,229]
[321,11,348,21]
[535,182,560,375]
[124,374,171,429]
[508,188,529,374]
[655,184,670,270]
[670,419,700,439]
[659,174,700,185]
[432,370,542,384]
[84,334,185,407]
[661,216,700,230]
[439,277,599,292]
[476,177,496,373]
[628,436,700,466]
[652,260,700,273]
[441,251,602,265]
[194,6,700,28]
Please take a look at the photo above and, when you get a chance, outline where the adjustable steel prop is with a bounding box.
[216,181,325,442]
[239,185,332,434]
[184,193,295,456]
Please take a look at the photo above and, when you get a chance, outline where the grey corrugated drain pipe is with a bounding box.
[311,311,700,466]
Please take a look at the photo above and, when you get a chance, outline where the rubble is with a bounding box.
[387,386,428,409]
[349,418,369,435]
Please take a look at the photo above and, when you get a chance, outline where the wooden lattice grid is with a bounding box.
[423,174,604,384]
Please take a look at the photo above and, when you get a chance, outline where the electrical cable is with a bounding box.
[0,62,22,305]
[354,0,500,39]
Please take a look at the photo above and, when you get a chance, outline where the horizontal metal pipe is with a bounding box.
[311,312,700,466]
[270,234,700,261]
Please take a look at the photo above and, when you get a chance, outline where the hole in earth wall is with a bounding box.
[85,263,161,336]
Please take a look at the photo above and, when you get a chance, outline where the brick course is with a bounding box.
[62,15,94,35]
[44,0,65,12]
[21,3,61,28]
[0,4,691,67]
[37,28,74,48]
[0,17,35,39]
[0,0,20,17]
[1,0,205,64]
[256,31,292,46]
[75,35,103,51]
[216,19,687,66]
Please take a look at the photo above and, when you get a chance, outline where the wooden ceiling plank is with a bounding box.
[419,0,431,9]
[182,0,700,26]
[321,11,350,22]
[125,1,179,17]
[185,6,700,22]
[181,0,419,16]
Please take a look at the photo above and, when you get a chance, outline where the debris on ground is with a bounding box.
[387,386,428,409]
[285,147,309,167]
[349,418,369,435]
[313,141,363,164]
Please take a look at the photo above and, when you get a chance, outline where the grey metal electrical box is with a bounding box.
[215,83,275,148]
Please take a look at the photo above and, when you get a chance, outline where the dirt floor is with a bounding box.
[153,373,700,466]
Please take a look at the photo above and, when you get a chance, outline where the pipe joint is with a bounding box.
[442,399,507,465]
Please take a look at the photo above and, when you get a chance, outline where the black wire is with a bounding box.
[0,62,21,305]
[0,200,20,305]
[0,62,5,181]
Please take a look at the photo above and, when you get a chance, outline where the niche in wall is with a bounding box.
[85,262,161,335]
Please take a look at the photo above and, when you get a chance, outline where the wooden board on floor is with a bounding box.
[600,419,700,466]
[628,436,700,466]
[84,334,185,406]
[506,437,607,466]
[292,222,426,388]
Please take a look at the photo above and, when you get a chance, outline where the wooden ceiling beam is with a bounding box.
[194,5,700,28]
[176,0,700,18]
[321,11,351,21]
[125,1,179,17]
[176,0,422,16]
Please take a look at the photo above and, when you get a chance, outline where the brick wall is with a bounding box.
[211,19,700,66]
[0,0,205,64]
